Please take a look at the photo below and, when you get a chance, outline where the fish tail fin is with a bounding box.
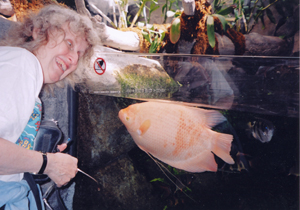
[203,110,227,128]
[212,132,235,164]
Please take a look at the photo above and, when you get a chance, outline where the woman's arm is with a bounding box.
[0,138,78,187]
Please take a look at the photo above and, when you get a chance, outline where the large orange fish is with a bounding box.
[118,102,234,173]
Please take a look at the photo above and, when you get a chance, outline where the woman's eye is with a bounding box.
[66,40,73,49]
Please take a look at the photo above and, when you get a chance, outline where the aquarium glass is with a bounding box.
[74,54,299,210]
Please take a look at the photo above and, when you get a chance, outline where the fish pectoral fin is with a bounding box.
[137,119,151,136]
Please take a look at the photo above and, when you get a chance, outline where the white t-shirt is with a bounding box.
[0,46,43,182]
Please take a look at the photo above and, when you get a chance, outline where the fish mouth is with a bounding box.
[118,110,124,120]
[56,58,67,72]
[119,109,130,123]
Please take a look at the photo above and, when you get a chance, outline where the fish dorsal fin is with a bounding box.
[137,119,151,136]
[188,107,226,128]
[202,110,226,128]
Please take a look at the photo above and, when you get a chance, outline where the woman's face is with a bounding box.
[34,24,89,84]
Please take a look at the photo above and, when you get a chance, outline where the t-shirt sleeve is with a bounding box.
[0,47,43,143]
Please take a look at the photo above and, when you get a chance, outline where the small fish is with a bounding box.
[118,102,234,173]
[247,118,275,143]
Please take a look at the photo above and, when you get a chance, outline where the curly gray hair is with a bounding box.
[0,4,100,89]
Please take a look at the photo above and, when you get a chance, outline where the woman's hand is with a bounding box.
[44,153,78,187]
[57,143,68,152]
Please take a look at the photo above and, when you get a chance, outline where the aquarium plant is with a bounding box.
[211,0,298,34]
[140,24,166,53]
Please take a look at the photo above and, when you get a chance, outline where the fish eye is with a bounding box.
[124,114,130,121]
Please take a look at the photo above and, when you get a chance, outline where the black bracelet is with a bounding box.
[38,153,47,174]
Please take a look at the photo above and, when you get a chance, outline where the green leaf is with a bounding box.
[266,8,276,24]
[160,30,165,41]
[259,14,265,29]
[162,4,167,13]
[212,14,228,31]
[150,178,165,183]
[185,186,192,192]
[172,167,180,175]
[174,10,182,18]
[213,0,220,9]
[170,17,181,44]
[217,6,235,16]
[149,39,158,53]
[146,24,154,30]
[150,2,159,13]
[141,29,151,43]
[207,15,215,48]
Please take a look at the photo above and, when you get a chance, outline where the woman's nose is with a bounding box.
[68,50,79,65]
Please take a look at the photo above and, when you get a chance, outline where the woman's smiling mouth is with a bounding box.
[56,58,67,72]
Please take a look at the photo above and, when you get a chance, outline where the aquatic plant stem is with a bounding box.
[252,0,279,23]
[116,1,128,28]
[247,0,279,33]
[130,0,147,28]
[247,0,259,26]
[113,2,117,27]
[89,3,118,29]
[77,168,99,184]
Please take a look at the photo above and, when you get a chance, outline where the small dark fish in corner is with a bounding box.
[247,118,275,143]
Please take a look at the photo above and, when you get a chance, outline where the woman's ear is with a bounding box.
[32,27,40,40]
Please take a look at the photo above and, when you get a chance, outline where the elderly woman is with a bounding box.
[0,4,99,209]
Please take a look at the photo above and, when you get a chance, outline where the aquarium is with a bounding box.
[73,53,299,210]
